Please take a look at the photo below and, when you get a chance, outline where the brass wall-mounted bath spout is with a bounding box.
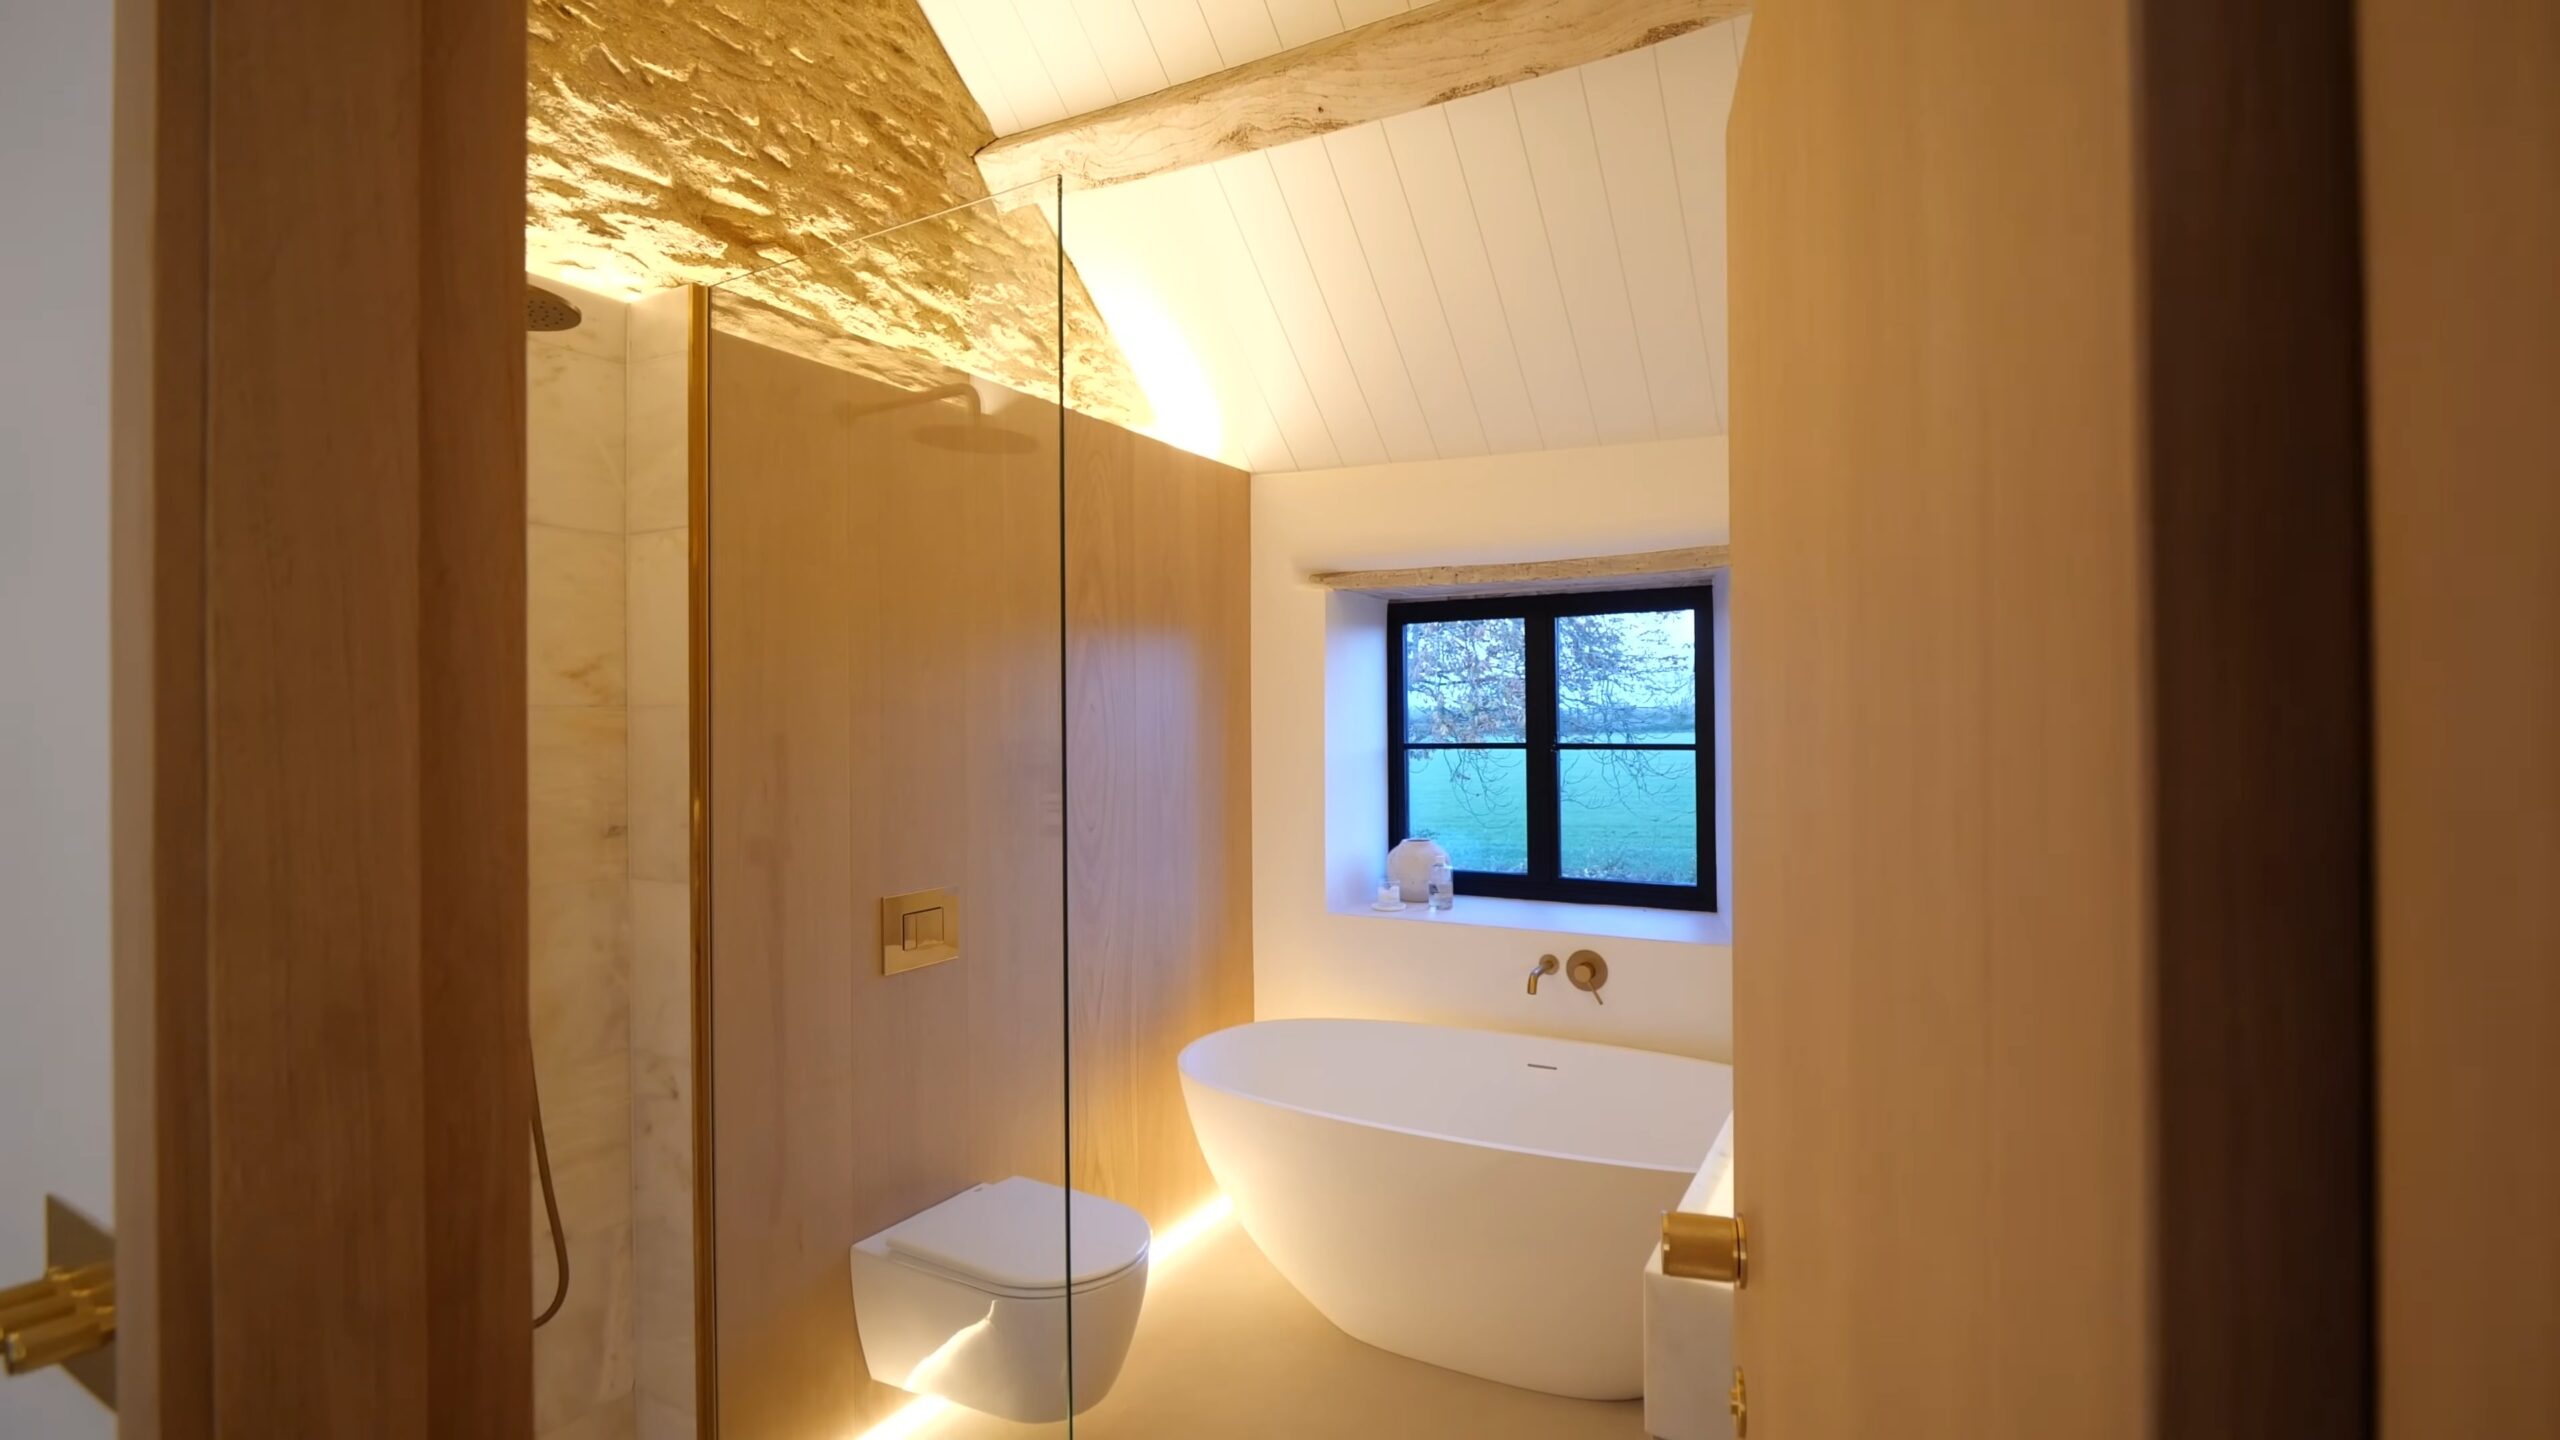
[1528,954,1560,994]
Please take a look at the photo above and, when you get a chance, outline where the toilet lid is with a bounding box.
[882,1177,1150,1294]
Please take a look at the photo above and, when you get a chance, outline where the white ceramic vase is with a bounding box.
[1387,837,1451,904]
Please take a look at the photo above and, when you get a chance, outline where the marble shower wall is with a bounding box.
[529,278,637,1440]
[526,280,696,1440]
[624,287,698,1440]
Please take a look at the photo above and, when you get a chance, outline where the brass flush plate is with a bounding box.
[880,888,961,975]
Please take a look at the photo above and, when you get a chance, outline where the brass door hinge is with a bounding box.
[1,1263,115,1375]
[1730,1366,1748,1436]
[1661,1210,1747,1285]
[1,1196,116,1409]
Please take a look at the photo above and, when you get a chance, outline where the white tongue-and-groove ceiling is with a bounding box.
[918,0,1751,474]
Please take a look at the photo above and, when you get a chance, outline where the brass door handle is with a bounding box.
[1,1263,116,1376]
[1661,1211,1746,1285]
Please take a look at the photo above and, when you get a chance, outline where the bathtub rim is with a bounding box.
[1177,1017,1728,1179]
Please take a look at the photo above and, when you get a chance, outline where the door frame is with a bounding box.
[2362,1,2560,1434]
[110,0,531,1433]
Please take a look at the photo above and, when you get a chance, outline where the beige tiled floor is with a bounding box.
[929,1217,1648,1440]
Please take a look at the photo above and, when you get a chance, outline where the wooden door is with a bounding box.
[109,0,530,1433]
[1726,2,2370,1435]
[2361,2,2560,1435]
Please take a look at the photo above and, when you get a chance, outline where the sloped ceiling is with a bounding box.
[526,0,1149,427]
[924,0,1748,474]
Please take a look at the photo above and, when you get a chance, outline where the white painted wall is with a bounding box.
[0,0,119,1434]
[1251,436,1733,1061]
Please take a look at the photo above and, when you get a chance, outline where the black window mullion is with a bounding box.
[1554,742,1695,751]
[1526,610,1560,881]
[1390,584,1715,911]
[1698,585,1717,911]
[1386,610,1407,849]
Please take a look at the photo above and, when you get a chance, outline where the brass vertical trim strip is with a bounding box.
[685,282,720,1440]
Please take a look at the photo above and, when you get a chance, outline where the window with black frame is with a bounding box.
[1388,585,1715,911]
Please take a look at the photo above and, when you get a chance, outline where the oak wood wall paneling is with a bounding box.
[110,0,529,1433]
[2361,2,2560,1434]
[707,330,1072,1439]
[2139,0,2371,1430]
[1066,414,1256,1229]
[705,327,1255,1438]
[1730,1,2368,1436]
[706,333,874,1440]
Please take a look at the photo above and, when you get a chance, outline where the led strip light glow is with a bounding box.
[851,1194,1236,1439]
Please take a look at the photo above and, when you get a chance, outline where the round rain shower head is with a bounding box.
[525,284,584,333]
[914,423,1039,456]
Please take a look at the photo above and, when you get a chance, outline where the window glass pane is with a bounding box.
[1404,747,1528,874]
[1403,617,1526,743]
[1560,749,1699,885]
[1557,608,1696,743]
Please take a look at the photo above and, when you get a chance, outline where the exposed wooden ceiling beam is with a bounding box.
[976,0,1751,197]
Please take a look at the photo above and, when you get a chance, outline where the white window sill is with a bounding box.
[1331,893,1728,946]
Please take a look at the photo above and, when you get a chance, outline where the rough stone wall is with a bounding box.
[528,0,1145,423]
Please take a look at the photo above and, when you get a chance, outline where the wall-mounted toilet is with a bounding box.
[849,1176,1152,1422]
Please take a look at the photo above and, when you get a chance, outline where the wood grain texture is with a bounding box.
[706,325,1253,1439]
[707,332,888,1440]
[111,0,212,1431]
[421,0,535,1433]
[114,0,530,1434]
[976,0,1751,195]
[2361,2,2560,1434]
[707,329,1071,1439]
[1066,414,1257,1230]
[203,0,437,1413]
[1731,3,2370,1436]
[1732,4,2152,1429]
[2138,0,2371,1431]
[1730,0,2365,1424]
[1307,545,1729,599]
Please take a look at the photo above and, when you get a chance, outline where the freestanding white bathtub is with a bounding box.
[1177,1018,1732,1399]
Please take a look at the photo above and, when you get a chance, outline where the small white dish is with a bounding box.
[1370,898,1407,912]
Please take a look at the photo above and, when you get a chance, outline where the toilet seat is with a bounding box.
[850,1176,1154,1422]
[878,1177,1150,1298]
